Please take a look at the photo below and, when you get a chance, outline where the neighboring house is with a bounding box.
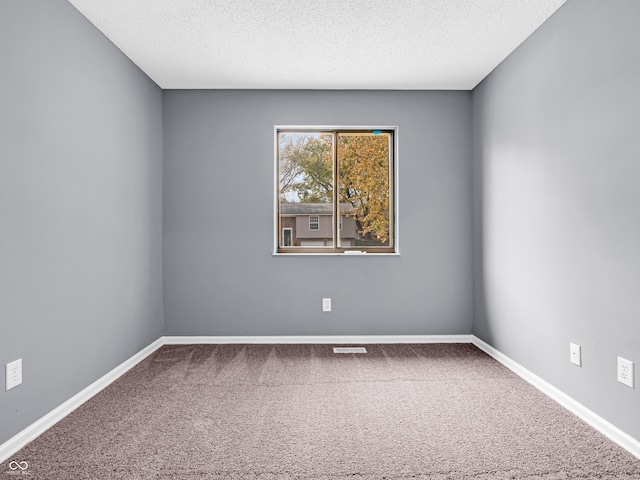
[280,203,357,247]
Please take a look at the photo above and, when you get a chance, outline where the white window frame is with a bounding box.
[308,216,319,231]
[274,125,399,255]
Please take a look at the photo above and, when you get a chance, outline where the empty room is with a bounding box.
[1,0,639,478]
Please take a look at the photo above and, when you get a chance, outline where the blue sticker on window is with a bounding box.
[373,130,382,135]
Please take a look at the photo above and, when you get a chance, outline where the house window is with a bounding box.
[276,127,396,254]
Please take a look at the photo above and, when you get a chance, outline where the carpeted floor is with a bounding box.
[3,343,640,479]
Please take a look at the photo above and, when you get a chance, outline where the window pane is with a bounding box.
[278,132,334,248]
[337,132,391,248]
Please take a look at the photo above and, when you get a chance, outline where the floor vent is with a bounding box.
[333,347,367,354]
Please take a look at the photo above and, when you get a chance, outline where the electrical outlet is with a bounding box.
[617,357,634,388]
[6,359,22,391]
[322,297,331,312]
[569,343,581,367]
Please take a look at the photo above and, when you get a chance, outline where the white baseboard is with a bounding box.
[3,334,638,464]
[471,335,640,460]
[0,334,470,462]
[0,338,163,464]
[162,334,473,345]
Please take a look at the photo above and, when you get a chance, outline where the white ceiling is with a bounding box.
[67,0,567,90]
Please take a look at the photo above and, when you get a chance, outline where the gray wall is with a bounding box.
[0,0,164,444]
[472,0,640,440]
[163,90,473,336]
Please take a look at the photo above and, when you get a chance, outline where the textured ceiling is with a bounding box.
[67,0,567,90]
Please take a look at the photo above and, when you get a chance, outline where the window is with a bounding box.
[276,127,396,254]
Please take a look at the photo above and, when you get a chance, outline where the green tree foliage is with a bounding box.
[279,134,332,203]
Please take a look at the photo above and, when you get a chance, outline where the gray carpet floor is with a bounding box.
[4,343,640,479]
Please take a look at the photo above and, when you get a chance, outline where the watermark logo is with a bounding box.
[5,461,30,476]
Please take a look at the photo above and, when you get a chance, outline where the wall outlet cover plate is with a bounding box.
[570,343,581,367]
[322,298,331,312]
[617,357,634,388]
[6,358,23,391]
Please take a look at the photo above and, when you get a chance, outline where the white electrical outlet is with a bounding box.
[322,297,331,312]
[617,357,634,388]
[6,359,22,391]
[569,343,581,367]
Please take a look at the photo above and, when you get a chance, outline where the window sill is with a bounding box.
[272,252,400,256]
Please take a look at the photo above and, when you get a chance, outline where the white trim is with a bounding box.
[274,125,400,255]
[272,252,401,256]
[162,335,473,345]
[3,334,638,464]
[0,338,163,464]
[274,125,280,253]
[471,335,640,460]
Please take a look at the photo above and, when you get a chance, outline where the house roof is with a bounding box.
[280,203,354,215]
